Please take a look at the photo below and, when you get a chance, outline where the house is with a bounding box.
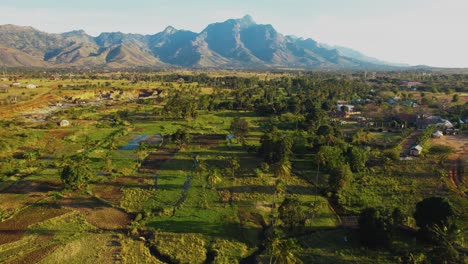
[416,116,454,130]
[26,84,37,89]
[337,104,355,112]
[227,134,235,146]
[12,82,20,87]
[403,101,418,107]
[402,81,423,88]
[410,145,423,156]
[60,120,70,127]
[432,131,444,138]
[445,128,459,135]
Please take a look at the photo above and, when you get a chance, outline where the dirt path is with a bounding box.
[399,130,422,156]
[434,135,467,192]
[0,86,59,118]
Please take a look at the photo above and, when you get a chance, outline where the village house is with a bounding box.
[26,84,37,89]
[410,145,423,156]
[60,120,70,127]
[416,116,454,130]
[401,81,423,88]
[432,131,444,138]
[337,104,355,112]
[12,82,20,87]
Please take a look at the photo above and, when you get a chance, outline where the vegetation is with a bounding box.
[0,70,466,263]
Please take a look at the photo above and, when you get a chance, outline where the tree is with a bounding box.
[414,197,455,241]
[22,150,38,163]
[452,94,459,102]
[206,167,222,190]
[135,142,148,164]
[230,117,250,145]
[273,159,292,179]
[346,147,370,173]
[259,129,293,164]
[227,157,240,178]
[316,145,346,171]
[328,164,353,193]
[427,224,463,263]
[358,207,392,248]
[195,160,208,180]
[103,152,113,175]
[266,231,303,264]
[171,129,191,149]
[274,238,303,264]
[60,157,94,190]
[278,197,306,231]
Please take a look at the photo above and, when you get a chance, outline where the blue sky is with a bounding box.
[0,0,467,67]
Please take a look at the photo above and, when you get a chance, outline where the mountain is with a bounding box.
[0,17,402,69]
[319,43,409,67]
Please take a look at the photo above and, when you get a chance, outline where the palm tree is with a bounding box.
[268,235,281,264]
[275,239,303,264]
[228,157,240,178]
[272,178,286,212]
[195,160,208,180]
[268,237,303,264]
[23,151,37,163]
[206,167,222,190]
[273,159,291,179]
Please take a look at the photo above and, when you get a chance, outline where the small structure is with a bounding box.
[12,82,20,87]
[337,104,355,112]
[410,145,423,156]
[227,134,235,147]
[60,120,70,127]
[445,128,459,135]
[416,116,454,130]
[432,131,444,138]
[26,84,37,89]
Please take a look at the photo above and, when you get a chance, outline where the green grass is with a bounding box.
[296,229,395,264]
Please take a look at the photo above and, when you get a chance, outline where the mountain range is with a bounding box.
[0,15,403,69]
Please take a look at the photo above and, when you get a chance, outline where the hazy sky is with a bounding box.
[0,0,466,67]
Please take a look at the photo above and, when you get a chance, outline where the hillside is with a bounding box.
[0,16,400,69]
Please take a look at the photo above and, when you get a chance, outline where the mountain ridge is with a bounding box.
[0,16,405,69]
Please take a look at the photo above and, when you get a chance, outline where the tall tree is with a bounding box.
[328,164,353,193]
[358,207,392,248]
[414,197,455,241]
[278,197,306,231]
[230,117,250,145]
[60,157,94,190]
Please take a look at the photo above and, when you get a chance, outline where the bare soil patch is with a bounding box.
[192,134,224,149]
[0,205,69,245]
[60,195,130,230]
[433,135,468,187]
[140,149,178,172]
[9,243,59,264]
[6,180,62,195]
[45,129,72,140]
[92,183,122,205]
